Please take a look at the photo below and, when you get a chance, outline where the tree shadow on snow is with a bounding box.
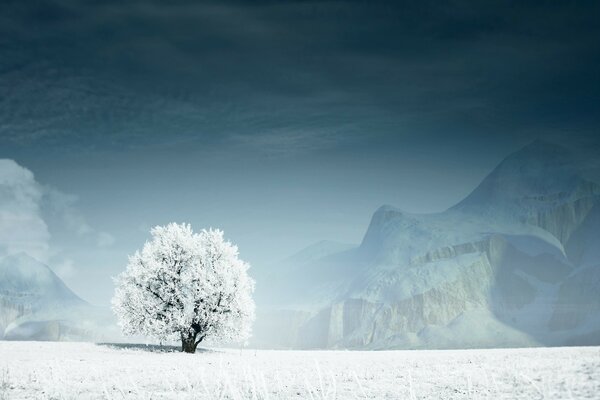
[97,342,213,353]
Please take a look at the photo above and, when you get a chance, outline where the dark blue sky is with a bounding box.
[0,0,599,304]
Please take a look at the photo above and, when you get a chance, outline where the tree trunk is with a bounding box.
[181,334,197,353]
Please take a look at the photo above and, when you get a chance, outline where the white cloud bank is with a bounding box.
[0,158,113,265]
[0,159,50,260]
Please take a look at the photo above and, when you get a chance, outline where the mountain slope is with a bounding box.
[0,253,115,341]
[0,253,85,307]
[255,141,600,349]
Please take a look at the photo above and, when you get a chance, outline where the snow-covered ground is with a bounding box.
[0,342,599,399]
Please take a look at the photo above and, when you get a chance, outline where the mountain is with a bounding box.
[0,253,85,308]
[0,253,116,341]
[255,141,600,349]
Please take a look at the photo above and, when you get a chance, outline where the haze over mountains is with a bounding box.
[1,140,599,349]
[0,253,116,341]
[254,140,600,349]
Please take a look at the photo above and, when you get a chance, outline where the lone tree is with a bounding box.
[112,223,255,353]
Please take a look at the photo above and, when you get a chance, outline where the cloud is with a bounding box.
[44,188,114,247]
[229,126,357,156]
[1,0,598,158]
[0,159,115,264]
[54,258,76,280]
[0,159,50,260]
[97,232,116,248]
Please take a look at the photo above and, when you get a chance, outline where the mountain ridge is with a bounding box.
[0,252,86,307]
[0,253,117,341]
[254,140,600,349]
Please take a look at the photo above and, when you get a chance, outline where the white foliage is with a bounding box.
[112,223,255,344]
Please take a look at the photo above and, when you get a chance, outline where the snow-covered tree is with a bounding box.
[112,223,255,353]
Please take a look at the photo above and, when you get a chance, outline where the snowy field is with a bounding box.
[0,342,599,399]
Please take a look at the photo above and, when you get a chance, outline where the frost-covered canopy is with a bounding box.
[112,223,254,345]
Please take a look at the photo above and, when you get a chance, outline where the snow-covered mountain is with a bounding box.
[0,253,116,341]
[255,140,600,349]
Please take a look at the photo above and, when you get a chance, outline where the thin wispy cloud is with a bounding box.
[2,0,597,154]
[230,127,357,156]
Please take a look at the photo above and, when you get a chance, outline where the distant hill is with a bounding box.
[0,253,117,341]
[255,141,600,349]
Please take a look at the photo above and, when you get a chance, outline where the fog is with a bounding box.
[1,0,599,349]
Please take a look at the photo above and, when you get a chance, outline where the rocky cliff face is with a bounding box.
[255,141,600,349]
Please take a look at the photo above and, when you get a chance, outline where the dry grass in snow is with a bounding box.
[0,342,599,399]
